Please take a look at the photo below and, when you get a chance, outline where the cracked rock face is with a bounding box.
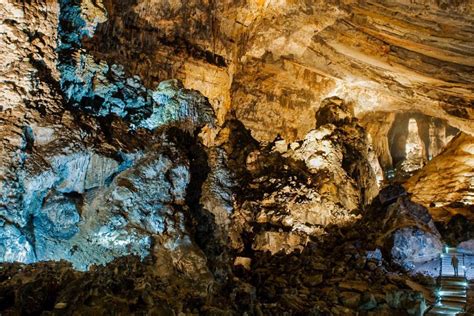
[0,105,216,270]
[405,132,474,222]
[382,195,443,267]
[0,0,216,271]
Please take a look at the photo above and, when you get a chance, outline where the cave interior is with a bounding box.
[1,0,474,315]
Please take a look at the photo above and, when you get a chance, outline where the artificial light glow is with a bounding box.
[322,76,385,116]
[400,118,425,173]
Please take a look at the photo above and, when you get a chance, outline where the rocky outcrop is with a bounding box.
[0,4,217,271]
[405,133,474,222]
[458,239,474,253]
[228,97,380,255]
[0,107,218,271]
[371,186,443,268]
[0,0,223,274]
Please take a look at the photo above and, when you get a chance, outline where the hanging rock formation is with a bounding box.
[1,0,474,315]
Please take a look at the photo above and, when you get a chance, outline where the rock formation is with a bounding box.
[1,0,473,314]
[227,97,380,256]
[405,132,474,222]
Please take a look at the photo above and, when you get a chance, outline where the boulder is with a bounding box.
[458,239,474,253]
[366,248,383,262]
[378,184,407,206]
[302,274,324,287]
[234,257,252,270]
[339,291,361,308]
[359,292,378,310]
[379,196,443,266]
[388,227,443,268]
[252,231,309,254]
[338,280,369,292]
[385,290,427,316]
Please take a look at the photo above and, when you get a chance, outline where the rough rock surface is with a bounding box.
[222,98,381,256]
[1,0,473,315]
[0,0,220,272]
[0,107,219,271]
[74,0,474,141]
[363,186,443,270]
[405,133,474,222]
[359,111,460,182]
[0,216,432,316]
[437,214,474,248]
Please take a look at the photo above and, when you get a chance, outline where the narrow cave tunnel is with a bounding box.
[1,0,474,315]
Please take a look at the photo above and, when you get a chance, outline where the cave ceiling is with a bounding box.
[78,0,474,141]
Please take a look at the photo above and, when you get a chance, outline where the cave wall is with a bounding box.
[0,0,384,270]
[1,0,473,273]
[360,111,460,179]
[360,112,395,170]
[404,132,474,222]
[16,0,473,142]
[0,0,217,274]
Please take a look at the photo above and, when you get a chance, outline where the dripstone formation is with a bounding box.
[1,0,473,315]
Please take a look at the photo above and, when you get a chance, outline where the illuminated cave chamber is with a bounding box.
[1,0,474,314]
[361,112,459,181]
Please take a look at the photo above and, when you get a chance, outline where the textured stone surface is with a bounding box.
[405,133,474,222]
[0,119,215,270]
[0,216,433,315]
[227,98,380,255]
[360,111,460,182]
[0,0,472,314]
[379,195,443,267]
[0,0,216,271]
[68,0,474,141]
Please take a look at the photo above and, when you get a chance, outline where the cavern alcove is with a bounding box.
[361,111,460,181]
[387,113,459,169]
